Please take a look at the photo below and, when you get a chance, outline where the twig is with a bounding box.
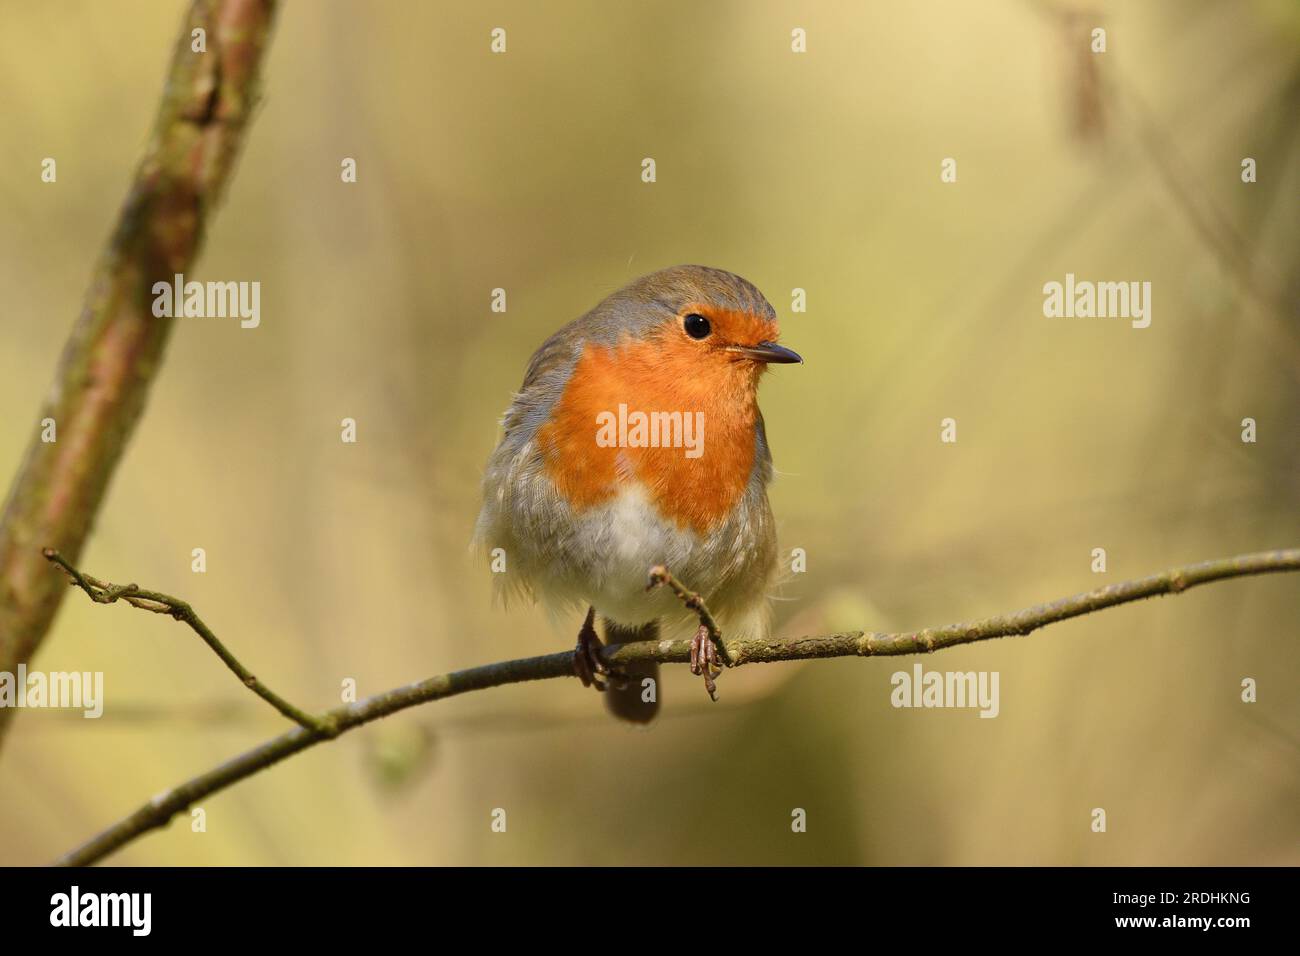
[43,550,328,736]
[0,0,280,752]
[648,564,728,700]
[54,548,1299,867]
[647,565,725,652]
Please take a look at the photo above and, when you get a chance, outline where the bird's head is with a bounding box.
[597,265,802,393]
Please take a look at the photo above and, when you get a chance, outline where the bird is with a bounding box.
[475,265,800,722]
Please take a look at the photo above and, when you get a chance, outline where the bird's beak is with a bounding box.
[731,341,803,364]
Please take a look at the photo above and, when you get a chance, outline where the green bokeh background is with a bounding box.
[0,0,1296,865]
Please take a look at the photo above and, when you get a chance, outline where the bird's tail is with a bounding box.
[602,619,661,724]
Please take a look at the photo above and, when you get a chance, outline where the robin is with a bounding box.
[475,265,801,722]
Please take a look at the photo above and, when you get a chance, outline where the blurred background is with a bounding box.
[0,0,1297,865]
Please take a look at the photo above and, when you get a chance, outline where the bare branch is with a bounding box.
[43,550,328,735]
[648,564,725,654]
[0,0,280,751]
[648,563,726,699]
[54,548,1299,867]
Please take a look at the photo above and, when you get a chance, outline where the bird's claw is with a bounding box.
[573,608,631,691]
[689,623,722,702]
[573,609,609,691]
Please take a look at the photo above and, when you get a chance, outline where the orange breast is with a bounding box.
[536,330,759,534]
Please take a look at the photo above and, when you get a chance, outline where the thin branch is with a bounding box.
[0,0,280,752]
[54,548,1299,867]
[42,549,328,735]
[648,563,727,700]
[648,564,725,652]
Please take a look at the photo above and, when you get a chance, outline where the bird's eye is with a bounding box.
[683,313,712,339]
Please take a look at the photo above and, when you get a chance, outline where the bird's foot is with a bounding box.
[648,566,726,702]
[689,622,722,702]
[573,607,612,690]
